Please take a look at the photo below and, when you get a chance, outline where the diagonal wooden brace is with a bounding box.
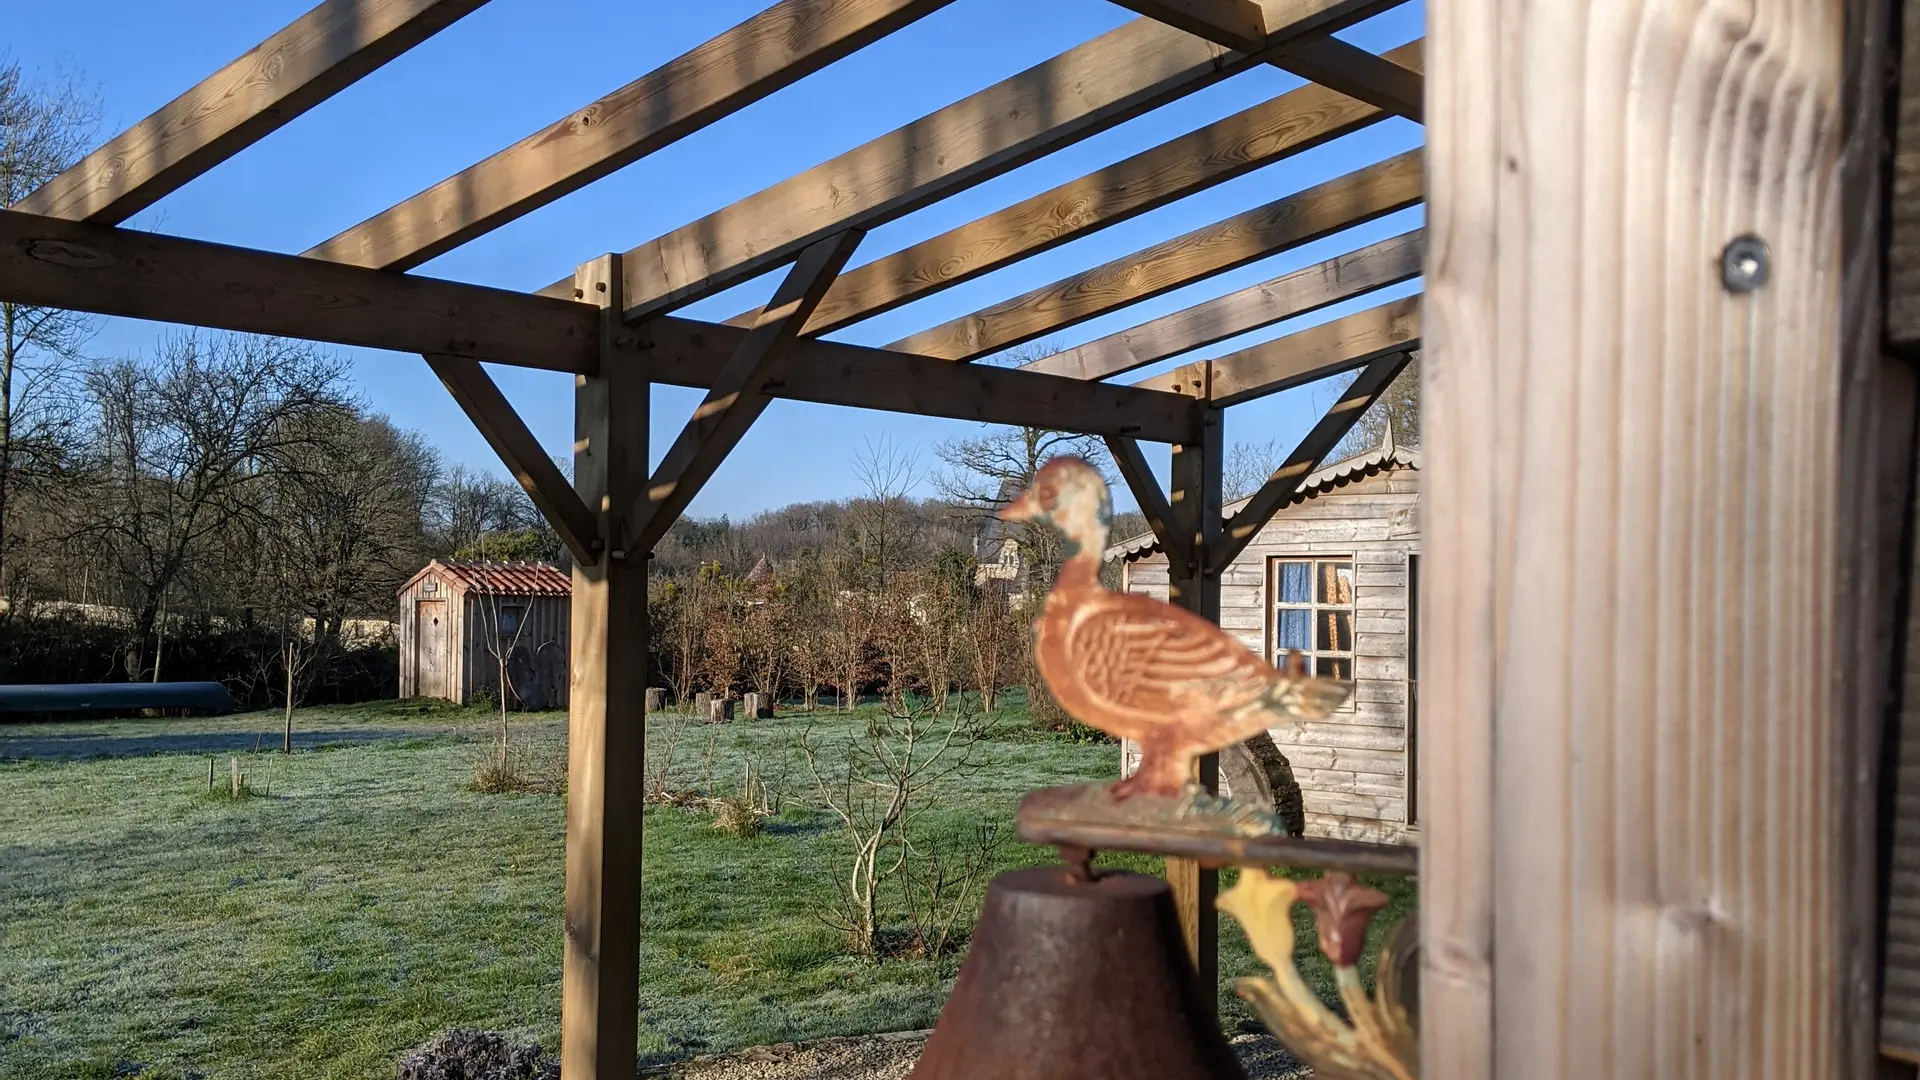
[1209,349,1411,572]
[628,229,866,555]
[424,353,602,566]
[1104,436,1196,571]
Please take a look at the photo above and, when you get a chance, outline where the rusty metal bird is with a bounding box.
[1002,456,1352,800]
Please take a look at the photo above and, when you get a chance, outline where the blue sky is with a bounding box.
[9,0,1424,518]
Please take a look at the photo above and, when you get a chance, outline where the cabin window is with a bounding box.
[1271,558,1355,685]
[497,604,526,636]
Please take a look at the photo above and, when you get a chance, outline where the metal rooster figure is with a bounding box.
[1002,456,1352,829]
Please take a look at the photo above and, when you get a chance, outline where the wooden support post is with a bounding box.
[1424,0,1848,1075]
[1166,402,1223,1002]
[561,253,649,1080]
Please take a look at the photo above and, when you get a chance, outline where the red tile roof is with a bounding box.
[436,560,572,596]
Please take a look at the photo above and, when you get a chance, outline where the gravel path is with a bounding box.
[641,1029,1307,1079]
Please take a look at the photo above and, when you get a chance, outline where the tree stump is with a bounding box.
[705,697,734,724]
[694,691,713,717]
[644,687,667,714]
[1220,734,1308,838]
[742,692,772,719]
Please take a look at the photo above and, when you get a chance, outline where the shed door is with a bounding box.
[416,599,449,700]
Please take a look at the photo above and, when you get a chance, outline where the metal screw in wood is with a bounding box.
[1721,234,1769,293]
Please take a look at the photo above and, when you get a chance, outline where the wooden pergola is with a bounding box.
[4,0,1915,1075]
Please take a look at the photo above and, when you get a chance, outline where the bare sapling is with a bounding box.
[799,692,991,957]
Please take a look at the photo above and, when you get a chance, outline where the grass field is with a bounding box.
[0,698,1414,1080]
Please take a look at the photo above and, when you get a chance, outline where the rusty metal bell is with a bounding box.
[910,864,1246,1080]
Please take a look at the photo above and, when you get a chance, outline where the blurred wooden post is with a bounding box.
[562,253,649,1080]
[1167,402,1223,1000]
[1423,0,1856,1076]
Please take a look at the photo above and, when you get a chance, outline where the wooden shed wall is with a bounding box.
[1120,464,1420,843]
[461,593,570,710]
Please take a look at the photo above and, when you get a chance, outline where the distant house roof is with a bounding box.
[1105,431,1420,564]
[398,560,572,597]
[746,555,775,586]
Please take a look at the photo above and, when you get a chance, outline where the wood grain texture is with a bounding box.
[532,0,1399,317]
[423,354,600,565]
[1271,36,1422,122]
[10,0,488,224]
[1025,229,1422,382]
[562,255,650,1080]
[1211,350,1411,569]
[888,150,1422,362]
[734,40,1422,338]
[636,315,1203,441]
[633,230,863,554]
[1424,0,1846,1076]
[1136,294,1419,405]
[1108,0,1269,53]
[306,0,951,271]
[0,210,1193,440]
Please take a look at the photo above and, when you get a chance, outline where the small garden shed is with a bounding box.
[1107,432,1420,843]
[396,561,572,710]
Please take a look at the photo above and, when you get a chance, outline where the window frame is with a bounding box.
[1267,555,1357,708]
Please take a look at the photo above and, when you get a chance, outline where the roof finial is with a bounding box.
[1381,416,1396,455]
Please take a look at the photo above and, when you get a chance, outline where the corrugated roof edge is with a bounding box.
[1103,434,1420,564]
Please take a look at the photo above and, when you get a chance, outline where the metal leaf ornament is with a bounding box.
[1217,870,1418,1080]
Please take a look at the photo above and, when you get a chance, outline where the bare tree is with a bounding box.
[1321,356,1419,459]
[1223,438,1287,502]
[74,332,351,676]
[799,694,992,957]
[0,60,100,597]
[846,434,924,595]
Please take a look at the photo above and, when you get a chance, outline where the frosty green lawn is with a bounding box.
[0,699,1413,1080]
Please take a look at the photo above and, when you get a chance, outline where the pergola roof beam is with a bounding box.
[886,149,1422,362]
[1135,292,1419,405]
[0,209,1196,442]
[1023,228,1423,381]
[1209,348,1410,569]
[1109,1,1421,121]
[11,0,490,224]
[533,0,1405,319]
[727,40,1422,338]
[307,0,956,271]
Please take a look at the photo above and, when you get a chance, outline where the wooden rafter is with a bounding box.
[11,0,489,224]
[1106,0,1269,54]
[1275,37,1423,122]
[726,40,1423,338]
[1104,436,1194,570]
[1024,229,1423,381]
[1208,349,1410,570]
[886,150,1422,362]
[0,209,1196,442]
[633,231,863,554]
[1136,293,1419,405]
[423,354,601,565]
[1108,0,1422,121]
[531,0,1403,319]
[307,0,954,271]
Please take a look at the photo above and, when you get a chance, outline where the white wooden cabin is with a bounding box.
[1106,433,1420,843]
[396,561,572,709]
